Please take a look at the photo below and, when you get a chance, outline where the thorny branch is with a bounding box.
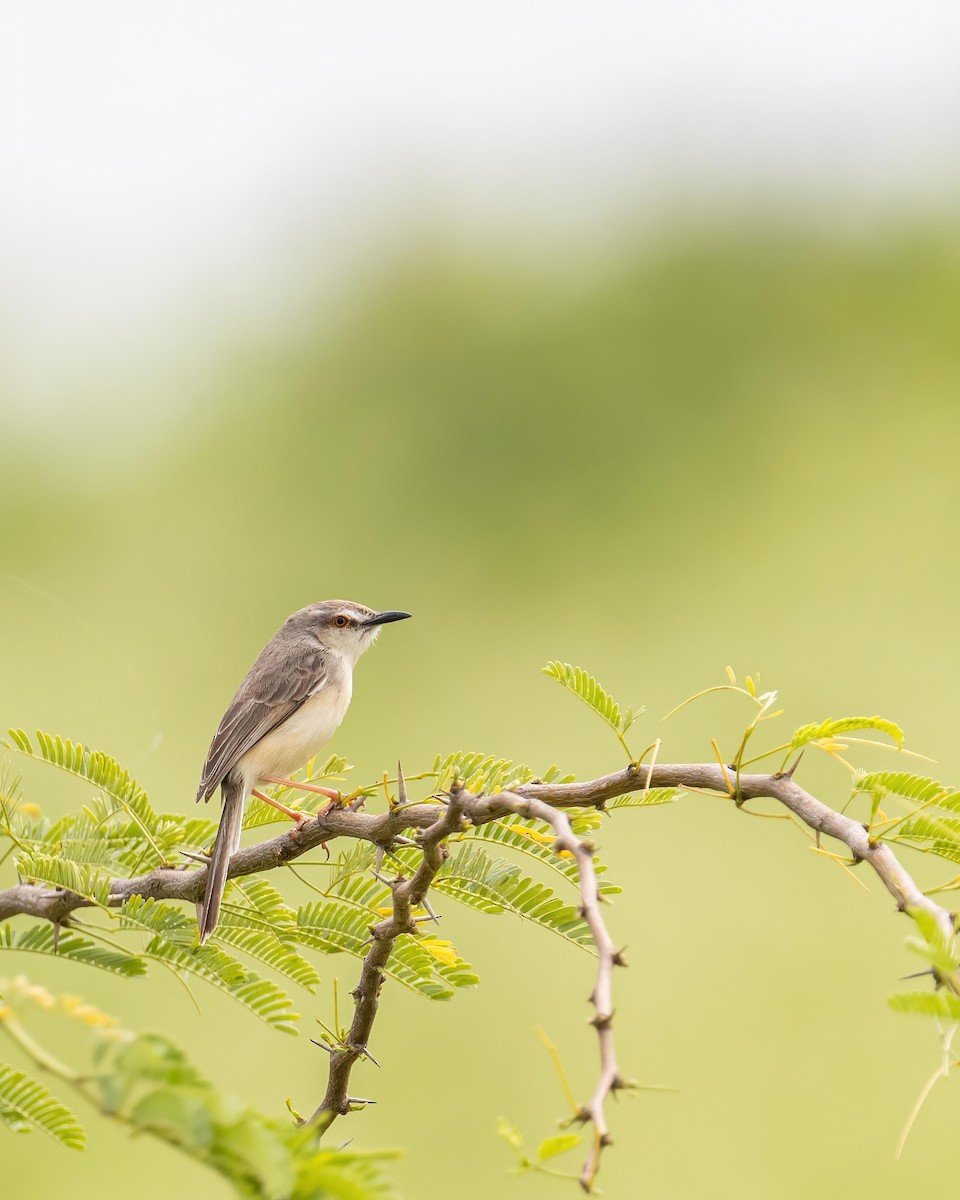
[309,769,466,1130]
[1,759,957,1191]
[501,792,623,1192]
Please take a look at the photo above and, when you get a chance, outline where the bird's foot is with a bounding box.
[252,787,312,826]
[260,775,341,802]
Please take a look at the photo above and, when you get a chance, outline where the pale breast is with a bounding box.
[238,674,353,785]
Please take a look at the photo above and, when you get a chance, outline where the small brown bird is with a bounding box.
[195,600,410,942]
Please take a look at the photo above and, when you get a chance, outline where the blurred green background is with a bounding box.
[4,4,960,1197]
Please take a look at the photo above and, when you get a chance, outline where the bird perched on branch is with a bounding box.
[195,600,411,942]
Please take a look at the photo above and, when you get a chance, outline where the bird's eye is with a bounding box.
[334,615,349,628]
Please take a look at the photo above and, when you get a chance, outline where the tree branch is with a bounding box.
[310,773,465,1130]
[1,759,955,1194]
[501,791,622,1192]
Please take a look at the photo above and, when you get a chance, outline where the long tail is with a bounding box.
[198,778,244,944]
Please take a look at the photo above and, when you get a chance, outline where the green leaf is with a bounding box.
[14,852,111,907]
[538,1133,581,1161]
[889,990,960,1020]
[88,1031,398,1197]
[212,926,320,992]
[433,750,574,798]
[0,1062,85,1148]
[0,923,146,977]
[497,1117,524,1151]
[904,907,960,976]
[855,771,957,807]
[789,716,904,752]
[128,1086,215,1150]
[895,812,960,846]
[463,813,620,895]
[428,844,594,951]
[328,842,379,888]
[221,876,298,938]
[119,897,300,1033]
[606,788,680,810]
[295,901,477,999]
[543,662,641,736]
[6,729,169,867]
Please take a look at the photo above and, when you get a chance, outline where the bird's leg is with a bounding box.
[260,775,341,802]
[259,775,345,831]
[251,787,314,830]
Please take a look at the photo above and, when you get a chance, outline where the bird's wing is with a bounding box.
[196,639,330,801]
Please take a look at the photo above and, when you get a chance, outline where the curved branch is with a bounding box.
[501,792,622,1192]
[2,760,951,945]
[1,758,954,1194]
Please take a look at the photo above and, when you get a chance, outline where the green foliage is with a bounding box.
[0,1063,85,1149]
[889,991,960,1020]
[0,924,146,978]
[497,1116,581,1178]
[212,927,320,992]
[1,988,396,1198]
[0,691,682,1187]
[888,909,960,1048]
[13,853,112,908]
[88,1032,398,1200]
[295,882,478,1001]
[428,844,594,951]
[789,715,904,752]
[606,788,679,810]
[892,811,960,847]
[543,661,643,742]
[432,750,573,796]
[855,771,958,808]
[903,908,960,979]
[215,878,321,991]
[1,735,217,880]
[5,729,171,868]
[850,771,960,864]
[462,812,621,895]
[537,1134,582,1162]
[119,897,300,1034]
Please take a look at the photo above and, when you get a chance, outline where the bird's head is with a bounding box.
[289,600,411,664]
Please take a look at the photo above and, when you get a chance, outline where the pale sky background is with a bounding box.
[3,1,960,428]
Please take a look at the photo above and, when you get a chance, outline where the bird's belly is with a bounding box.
[239,686,351,784]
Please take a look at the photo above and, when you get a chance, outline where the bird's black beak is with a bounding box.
[364,610,412,626]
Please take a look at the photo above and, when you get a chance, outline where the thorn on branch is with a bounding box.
[775,752,804,780]
[356,1044,381,1068]
[396,761,408,807]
